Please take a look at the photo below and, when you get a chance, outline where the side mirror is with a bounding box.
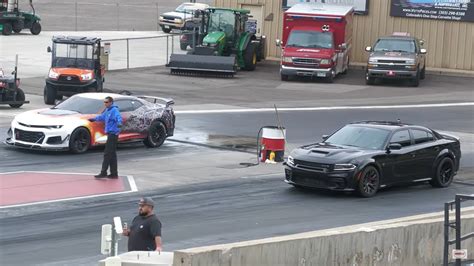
[365,46,372,52]
[420,48,427,54]
[386,143,402,152]
[339,43,347,50]
[275,39,281,47]
[47,46,52,53]
[322,135,329,141]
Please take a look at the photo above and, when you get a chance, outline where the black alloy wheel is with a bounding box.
[144,121,167,148]
[69,127,91,154]
[357,166,380,197]
[430,157,455,188]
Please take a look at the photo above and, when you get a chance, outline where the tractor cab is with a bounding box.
[44,36,105,105]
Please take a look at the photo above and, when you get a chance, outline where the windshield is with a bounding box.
[287,31,333,49]
[176,3,202,14]
[325,125,391,150]
[373,39,416,53]
[208,10,235,36]
[54,95,102,114]
[52,43,96,69]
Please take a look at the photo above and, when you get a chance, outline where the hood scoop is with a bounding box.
[311,149,329,154]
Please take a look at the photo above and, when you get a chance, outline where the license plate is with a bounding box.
[317,72,326,77]
[164,25,170,29]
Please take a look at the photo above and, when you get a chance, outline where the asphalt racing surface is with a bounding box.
[1,106,473,265]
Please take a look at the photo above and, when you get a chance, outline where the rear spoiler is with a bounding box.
[137,96,175,107]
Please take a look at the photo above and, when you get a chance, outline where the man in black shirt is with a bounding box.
[123,197,162,252]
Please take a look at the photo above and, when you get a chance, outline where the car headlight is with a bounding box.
[287,155,295,166]
[282,56,292,63]
[368,59,378,64]
[320,59,331,65]
[175,18,183,23]
[406,59,415,65]
[159,16,164,20]
[334,163,357,171]
[81,73,93,81]
[48,69,59,79]
[46,125,63,129]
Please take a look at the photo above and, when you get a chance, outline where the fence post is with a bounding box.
[126,39,130,69]
[166,35,169,65]
[171,34,174,54]
[75,1,78,31]
[455,195,461,266]
[156,3,159,31]
[443,202,449,266]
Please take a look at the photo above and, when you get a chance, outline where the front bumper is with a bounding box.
[46,79,97,96]
[5,123,71,151]
[281,65,332,78]
[285,164,357,191]
[367,68,417,79]
[159,21,185,30]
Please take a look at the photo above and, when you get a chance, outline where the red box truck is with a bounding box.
[277,4,353,82]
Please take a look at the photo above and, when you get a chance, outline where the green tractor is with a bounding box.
[167,8,266,77]
[0,0,41,35]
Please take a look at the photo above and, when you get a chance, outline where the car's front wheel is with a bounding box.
[162,26,171,33]
[356,166,380,197]
[430,157,455,188]
[69,127,91,154]
[144,121,167,148]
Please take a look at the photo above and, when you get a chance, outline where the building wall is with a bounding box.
[213,0,474,71]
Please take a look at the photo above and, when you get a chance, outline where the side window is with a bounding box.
[390,130,411,147]
[411,129,434,144]
[130,100,144,111]
[115,100,134,112]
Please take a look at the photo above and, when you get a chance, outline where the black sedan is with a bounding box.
[284,121,461,197]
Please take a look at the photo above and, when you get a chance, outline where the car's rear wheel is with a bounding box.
[357,166,380,197]
[430,157,455,188]
[144,121,167,148]
[69,127,91,154]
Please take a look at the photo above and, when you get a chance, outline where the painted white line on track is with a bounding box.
[174,102,474,114]
[127,175,138,192]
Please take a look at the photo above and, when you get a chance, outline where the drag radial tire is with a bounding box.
[430,157,455,188]
[243,43,257,71]
[44,84,57,105]
[69,127,91,154]
[9,88,25,108]
[30,22,41,35]
[2,23,12,35]
[356,166,380,197]
[144,121,167,148]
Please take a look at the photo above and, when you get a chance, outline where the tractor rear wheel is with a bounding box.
[12,20,24,33]
[9,88,25,108]
[2,23,12,35]
[243,42,257,71]
[44,84,57,105]
[30,22,41,35]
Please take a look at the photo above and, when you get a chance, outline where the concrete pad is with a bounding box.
[0,171,135,207]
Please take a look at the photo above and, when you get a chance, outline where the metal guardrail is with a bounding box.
[444,194,474,266]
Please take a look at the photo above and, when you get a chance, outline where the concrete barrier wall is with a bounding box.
[173,212,474,266]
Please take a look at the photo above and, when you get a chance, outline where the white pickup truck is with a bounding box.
[159,2,209,33]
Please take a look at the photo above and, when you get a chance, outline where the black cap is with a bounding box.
[139,197,155,207]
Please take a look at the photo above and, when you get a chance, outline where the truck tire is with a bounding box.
[2,23,12,35]
[365,72,375,85]
[281,74,289,81]
[9,88,25,108]
[180,43,188,51]
[162,26,171,33]
[325,69,335,83]
[30,22,41,35]
[243,43,258,71]
[411,69,420,87]
[420,65,426,80]
[12,20,24,33]
[44,84,57,105]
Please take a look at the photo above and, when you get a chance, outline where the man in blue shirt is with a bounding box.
[89,96,122,178]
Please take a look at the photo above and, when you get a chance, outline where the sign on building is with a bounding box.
[390,0,474,22]
[282,0,370,14]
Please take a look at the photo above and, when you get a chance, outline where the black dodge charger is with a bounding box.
[284,121,461,197]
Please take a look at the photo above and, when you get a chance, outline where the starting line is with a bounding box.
[0,171,137,209]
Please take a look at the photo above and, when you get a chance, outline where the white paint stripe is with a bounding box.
[174,102,474,114]
[0,172,138,209]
